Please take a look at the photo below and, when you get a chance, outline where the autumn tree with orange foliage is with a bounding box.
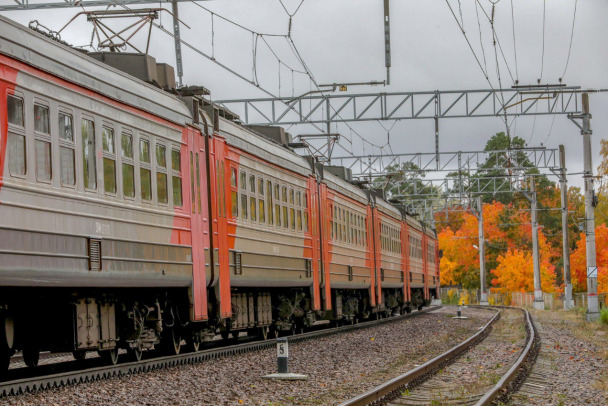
[570,224,608,294]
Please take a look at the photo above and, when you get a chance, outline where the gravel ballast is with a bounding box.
[4,307,495,406]
[511,309,608,406]
[394,307,527,405]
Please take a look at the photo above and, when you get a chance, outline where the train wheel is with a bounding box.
[260,327,269,340]
[72,350,87,362]
[128,347,143,362]
[101,347,119,365]
[22,342,39,368]
[185,338,200,353]
[220,330,230,340]
[163,328,181,355]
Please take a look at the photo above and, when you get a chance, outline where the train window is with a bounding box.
[274,183,281,227]
[140,167,152,201]
[7,95,24,127]
[297,210,302,231]
[140,139,150,163]
[249,194,256,221]
[296,191,301,207]
[231,168,237,187]
[240,189,248,220]
[140,138,152,201]
[171,149,180,171]
[58,112,75,185]
[157,172,168,204]
[156,144,166,168]
[172,176,184,207]
[258,178,265,223]
[290,207,295,229]
[102,127,116,194]
[35,140,52,181]
[60,146,75,185]
[231,168,238,218]
[59,112,73,141]
[249,175,255,194]
[240,172,247,190]
[266,180,273,225]
[289,189,294,204]
[123,162,135,198]
[171,150,182,207]
[81,118,97,190]
[34,104,49,134]
[247,173,256,221]
[121,133,133,158]
[282,186,288,228]
[121,133,134,197]
[303,208,308,232]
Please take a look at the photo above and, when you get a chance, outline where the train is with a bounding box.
[0,15,439,374]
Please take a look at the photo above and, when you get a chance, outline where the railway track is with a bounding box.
[0,306,438,399]
[339,306,540,406]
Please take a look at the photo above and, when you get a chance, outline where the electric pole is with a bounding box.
[559,145,573,309]
[569,93,599,321]
[172,0,184,87]
[477,197,489,305]
[530,178,544,310]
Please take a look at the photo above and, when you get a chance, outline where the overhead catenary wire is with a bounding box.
[561,0,578,80]
[445,0,510,134]
[540,0,546,81]
[509,0,519,82]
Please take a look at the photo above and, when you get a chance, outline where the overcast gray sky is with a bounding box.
[4,0,608,189]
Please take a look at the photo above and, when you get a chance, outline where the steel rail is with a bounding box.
[474,307,539,406]
[0,306,439,398]
[338,306,537,406]
[337,308,501,406]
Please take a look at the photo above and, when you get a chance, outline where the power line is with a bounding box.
[509,0,519,82]
[540,0,546,81]
[561,0,578,80]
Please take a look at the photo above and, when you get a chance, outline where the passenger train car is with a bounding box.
[0,15,439,374]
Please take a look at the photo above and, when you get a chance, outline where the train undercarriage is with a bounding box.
[0,284,430,376]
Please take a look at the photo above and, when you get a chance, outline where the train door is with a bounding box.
[210,137,231,319]
[422,233,429,300]
[365,205,377,307]
[318,182,332,310]
[401,221,410,304]
[372,208,382,308]
[307,177,322,311]
[186,127,209,321]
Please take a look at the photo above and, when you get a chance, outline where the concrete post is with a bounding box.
[559,145,573,309]
[581,94,599,321]
[477,197,489,305]
[531,178,544,310]
[171,0,184,87]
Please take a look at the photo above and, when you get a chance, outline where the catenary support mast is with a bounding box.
[559,145,573,309]
[530,178,544,310]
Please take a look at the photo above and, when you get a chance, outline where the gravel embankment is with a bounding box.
[510,309,608,406]
[5,307,494,406]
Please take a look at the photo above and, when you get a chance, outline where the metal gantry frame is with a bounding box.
[0,1,197,11]
[334,147,558,178]
[216,87,581,126]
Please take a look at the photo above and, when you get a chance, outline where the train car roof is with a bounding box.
[322,170,369,206]
[218,118,313,176]
[375,197,403,221]
[0,16,192,126]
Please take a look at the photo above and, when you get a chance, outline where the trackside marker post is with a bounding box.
[277,337,288,373]
[263,337,308,381]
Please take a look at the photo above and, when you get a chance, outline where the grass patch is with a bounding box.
[600,309,608,326]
